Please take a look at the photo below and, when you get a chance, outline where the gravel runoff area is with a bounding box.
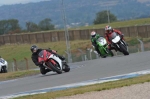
[57,82,150,99]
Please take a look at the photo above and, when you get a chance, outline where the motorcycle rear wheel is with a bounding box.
[2,66,7,73]
[63,64,70,72]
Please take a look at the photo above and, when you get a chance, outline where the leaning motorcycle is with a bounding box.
[38,50,70,74]
[109,32,129,55]
[0,58,8,73]
[96,36,114,58]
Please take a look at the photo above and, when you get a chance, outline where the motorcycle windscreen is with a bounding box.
[110,32,121,43]
[0,59,5,64]
[110,32,117,39]
[0,59,6,67]
[97,37,107,46]
[38,50,49,63]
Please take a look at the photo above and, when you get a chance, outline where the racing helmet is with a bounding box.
[105,25,112,33]
[91,31,96,37]
[30,45,38,53]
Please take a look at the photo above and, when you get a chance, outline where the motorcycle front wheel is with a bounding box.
[48,62,62,74]
[119,44,129,55]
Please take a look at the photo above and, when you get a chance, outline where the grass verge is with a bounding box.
[75,17,150,30]
[13,74,150,99]
[0,70,40,81]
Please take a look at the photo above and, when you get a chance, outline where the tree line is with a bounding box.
[0,10,117,35]
[93,10,117,24]
[0,18,55,35]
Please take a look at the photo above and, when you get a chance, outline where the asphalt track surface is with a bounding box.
[0,51,150,97]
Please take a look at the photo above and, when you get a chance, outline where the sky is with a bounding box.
[0,0,50,5]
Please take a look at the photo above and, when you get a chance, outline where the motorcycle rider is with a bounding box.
[30,45,65,75]
[104,25,124,51]
[90,31,102,56]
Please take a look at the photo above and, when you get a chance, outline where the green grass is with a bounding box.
[126,37,140,46]
[0,70,40,81]
[13,74,150,99]
[19,17,150,33]
[73,17,150,30]
[0,40,91,62]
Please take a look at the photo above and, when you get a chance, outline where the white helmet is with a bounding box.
[105,25,112,31]
[91,31,96,37]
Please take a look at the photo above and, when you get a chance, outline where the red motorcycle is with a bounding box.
[109,32,129,55]
[38,50,70,74]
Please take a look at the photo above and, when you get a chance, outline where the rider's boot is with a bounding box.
[39,66,51,75]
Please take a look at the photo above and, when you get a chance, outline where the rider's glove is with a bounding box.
[52,50,57,53]
[121,34,124,38]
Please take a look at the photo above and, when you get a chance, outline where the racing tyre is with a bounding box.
[63,64,70,72]
[2,66,7,73]
[119,44,129,55]
[48,62,62,74]
[3,68,7,73]
[40,67,47,75]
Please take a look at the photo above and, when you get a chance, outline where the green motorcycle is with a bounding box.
[96,37,114,58]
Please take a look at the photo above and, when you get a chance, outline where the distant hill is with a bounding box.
[0,0,150,29]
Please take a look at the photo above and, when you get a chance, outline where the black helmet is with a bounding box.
[30,45,38,53]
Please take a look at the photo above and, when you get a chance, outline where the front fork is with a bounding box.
[114,40,127,52]
[122,40,128,46]
[43,62,52,70]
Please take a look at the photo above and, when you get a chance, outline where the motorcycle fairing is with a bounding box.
[112,35,121,43]
[97,37,107,46]
[49,54,63,70]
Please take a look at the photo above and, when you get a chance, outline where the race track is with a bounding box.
[0,51,150,97]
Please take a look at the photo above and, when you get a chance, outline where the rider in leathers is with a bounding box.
[30,45,65,75]
[90,31,102,56]
[104,25,124,51]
